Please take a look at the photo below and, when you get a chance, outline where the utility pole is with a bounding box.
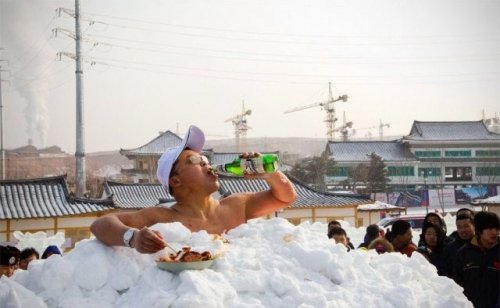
[0,64,5,180]
[74,0,86,197]
[0,57,8,180]
[55,4,87,196]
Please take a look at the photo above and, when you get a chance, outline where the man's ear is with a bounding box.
[169,176,181,189]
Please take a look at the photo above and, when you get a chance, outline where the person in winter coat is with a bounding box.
[0,245,20,278]
[328,226,351,251]
[416,222,447,275]
[328,220,355,250]
[358,224,382,249]
[418,212,454,247]
[448,208,474,241]
[385,220,417,257]
[453,211,499,308]
[367,237,394,254]
[442,213,475,278]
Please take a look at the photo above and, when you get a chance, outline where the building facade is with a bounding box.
[327,121,500,208]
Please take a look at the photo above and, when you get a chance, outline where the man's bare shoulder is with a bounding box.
[124,204,178,225]
[219,193,250,207]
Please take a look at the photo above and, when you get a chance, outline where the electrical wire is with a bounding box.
[81,11,500,42]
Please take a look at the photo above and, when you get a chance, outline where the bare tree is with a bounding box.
[290,151,335,191]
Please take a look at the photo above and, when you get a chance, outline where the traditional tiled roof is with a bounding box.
[404,120,500,141]
[120,130,182,156]
[327,141,416,162]
[0,176,113,220]
[218,174,371,208]
[103,180,174,209]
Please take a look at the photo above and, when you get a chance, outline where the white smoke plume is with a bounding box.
[1,0,55,148]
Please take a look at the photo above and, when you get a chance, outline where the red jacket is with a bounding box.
[397,243,417,257]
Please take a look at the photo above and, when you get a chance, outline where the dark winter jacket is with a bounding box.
[453,236,499,308]
[442,236,470,278]
[417,244,447,276]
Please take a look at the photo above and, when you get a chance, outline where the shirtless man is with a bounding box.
[90,125,297,254]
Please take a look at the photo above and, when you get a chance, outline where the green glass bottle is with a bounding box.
[214,154,279,176]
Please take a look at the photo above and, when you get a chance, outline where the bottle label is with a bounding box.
[241,158,265,174]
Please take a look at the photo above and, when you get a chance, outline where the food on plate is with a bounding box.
[157,247,212,263]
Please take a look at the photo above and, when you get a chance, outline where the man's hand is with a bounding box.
[239,152,267,179]
[130,227,166,254]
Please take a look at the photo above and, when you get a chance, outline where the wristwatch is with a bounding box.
[123,228,137,248]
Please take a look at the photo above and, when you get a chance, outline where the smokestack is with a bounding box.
[1,2,52,149]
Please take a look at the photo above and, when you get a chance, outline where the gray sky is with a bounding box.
[1,0,499,153]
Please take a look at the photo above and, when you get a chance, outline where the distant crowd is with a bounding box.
[0,245,61,278]
[328,209,499,308]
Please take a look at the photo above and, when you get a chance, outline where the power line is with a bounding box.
[16,62,73,89]
[88,57,500,86]
[10,16,56,64]
[80,10,500,42]
[85,33,500,65]
[88,55,500,80]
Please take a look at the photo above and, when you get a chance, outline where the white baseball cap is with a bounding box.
[157,125,205,192]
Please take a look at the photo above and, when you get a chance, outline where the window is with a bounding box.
[476,150,500,157]
[476,167,500,176]
[445,167,472,181]
[414,151,441,158]
[388,166,414,177]
[444,150,472,157]
[329,167,348,177]
[418,168,441,177]
[138,161,149,170]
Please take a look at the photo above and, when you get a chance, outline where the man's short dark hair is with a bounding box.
[328,226,347,239]
[474,211,499,234]
[456,213,474,224]
[327,220,341,233]
[20,247,39,260]
[456,208,474,218]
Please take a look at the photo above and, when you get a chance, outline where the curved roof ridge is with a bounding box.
[120,130,181,155]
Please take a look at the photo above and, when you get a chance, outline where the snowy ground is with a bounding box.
[1,218,470,308]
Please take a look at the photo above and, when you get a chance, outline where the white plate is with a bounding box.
[156,258,216,272]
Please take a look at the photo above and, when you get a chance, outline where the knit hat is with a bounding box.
[474,211,499,234]
[41,245,62,259]
[156,125,205,193]
[0,245,20,266]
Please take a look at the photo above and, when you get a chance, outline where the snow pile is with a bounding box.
[1,219,471,307]
[475,195,500,204]
[358,201,404,211]
[13,231,65,256]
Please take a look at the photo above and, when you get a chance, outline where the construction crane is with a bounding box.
[225,101,252,152]
[333,112,354,141]
[284,82,348,142]
[352,120,390,140]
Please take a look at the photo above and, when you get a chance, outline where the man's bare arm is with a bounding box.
[244,171,297,219]
[90,208,167,253]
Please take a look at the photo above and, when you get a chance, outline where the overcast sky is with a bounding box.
[1,0,499,153]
